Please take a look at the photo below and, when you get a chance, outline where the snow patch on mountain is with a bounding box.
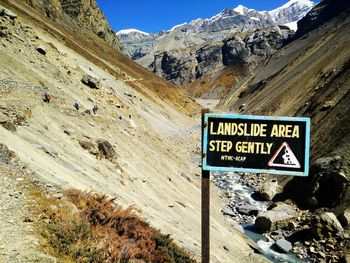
[170,22,188,31]
[233,4,253,15]
[284,21,298,31]
[117,29,150,36]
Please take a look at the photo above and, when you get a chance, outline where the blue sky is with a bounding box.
[96,0,315,34]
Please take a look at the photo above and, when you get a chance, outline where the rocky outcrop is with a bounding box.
[311,212,344,239]
[150,26,293,87]
[257,179,279,201]
[255,202,299,233]
[283,156,349,208]
[118,1,313,91]
[222,36,250,66]
[25,0,120,50]
[338,208,350,228]
[97,140,117,160]
[150,51,197,86]
[223,26,294,68]
[81,74,101,89]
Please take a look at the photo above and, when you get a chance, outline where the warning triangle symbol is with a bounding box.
[268,142,301,168]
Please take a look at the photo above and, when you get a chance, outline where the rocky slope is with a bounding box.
[0,1,269,262]
[211,1,350,260]
[118,0,314,89]
[218,0,350,232]
[25,0,120,50]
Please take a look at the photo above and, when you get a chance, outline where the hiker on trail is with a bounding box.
[74,101,79,110]
[43,92,52,103]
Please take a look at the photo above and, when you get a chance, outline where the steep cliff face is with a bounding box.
[184,26,293,98]
[25,0,120,50]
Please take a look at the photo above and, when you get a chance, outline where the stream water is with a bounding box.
[213,171,306,263]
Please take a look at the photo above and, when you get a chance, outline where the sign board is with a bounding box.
[202,114,310,176]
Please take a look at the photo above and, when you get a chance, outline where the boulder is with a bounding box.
[81,74,101,89]
[275,238,292,253]
[0,8,17,20]
[311,212,344,239]
[79,140,96,151]
[222,206,235,217]
[0,144,15,165]
[97,140,116,160]
[0,112,10,123]
[1,121,16,132]
[237,204,260,216]
[312,156,342,173]
[36,45,46,55]
[255,202,298,233]
[283,155,347,208]
[338,208,350,228]
[257,179,279,201]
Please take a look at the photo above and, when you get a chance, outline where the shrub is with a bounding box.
[40,189,196,263]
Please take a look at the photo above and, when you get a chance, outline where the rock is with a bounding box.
[275,238,292,253]
[287,221,297,230]
[284,155,346,208]
[309,246,316,253]
[338,208,350,228]
[223,245,230,252]
[43,93,52,103]
[53,193,63,199]
[313,156,342,173]
[36,45,46,55]
[26,0,120,50]
[0,8,17,19]
[340,254,350,263]
[79,140,95,150]
[222,206,235,217]
[64,128,75,136]
[97,140,116,160]
[150,51,197,86]
[237,204,260,216]
[318,251,326,259]
[1,121,16,132]
[255,202,298,233]
[222,36,250,66]
[257,179,278,201]
[81,74,101,89]
[23,216,34,223]
[311,212,344,239]
[0,27,7,37]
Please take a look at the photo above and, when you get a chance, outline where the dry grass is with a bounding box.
[35,189,196,263]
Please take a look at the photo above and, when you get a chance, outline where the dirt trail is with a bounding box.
[0,147,54,262]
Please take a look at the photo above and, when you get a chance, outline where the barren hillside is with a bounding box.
[218,5,350,210]
[0,0,268,262]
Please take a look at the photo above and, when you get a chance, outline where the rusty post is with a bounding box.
[201,108,210,263]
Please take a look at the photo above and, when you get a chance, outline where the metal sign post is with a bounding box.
[201,109,210,263]
[202,114,311,176]
[200,112,310,262]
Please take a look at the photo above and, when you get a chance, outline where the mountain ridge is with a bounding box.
[118,0,315,89]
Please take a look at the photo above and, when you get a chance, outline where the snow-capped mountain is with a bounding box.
[118,0,314,42]
[117,0,316,85]
[166,0,315,33]
[116,29,150,41]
